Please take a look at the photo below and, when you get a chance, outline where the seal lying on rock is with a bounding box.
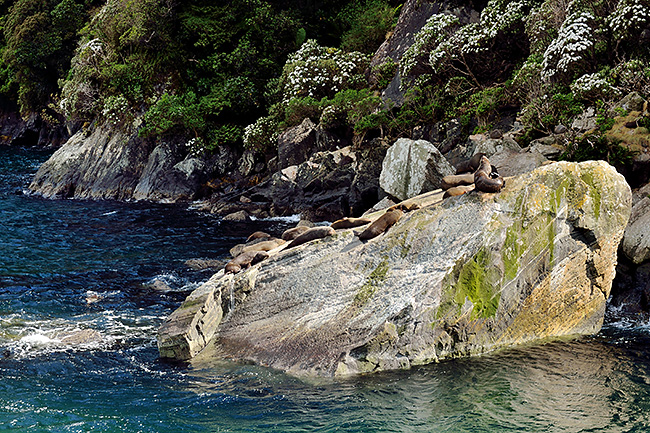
[474,156,505,193]
[240,238,286,255]
[441,173,475,191]
[389,202,420,212]
[330,217,372,230]
[246,231,270,242]
[443,184,475,198]
[358,207,403,241]
[225,250,269,274]
[456,153,485,174]
[230,237,285,258]
[287,226,336,248]
[281,226,310,241]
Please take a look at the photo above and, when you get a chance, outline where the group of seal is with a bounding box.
[441,153,505,197]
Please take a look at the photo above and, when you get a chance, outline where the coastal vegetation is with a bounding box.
[1,0,647,165]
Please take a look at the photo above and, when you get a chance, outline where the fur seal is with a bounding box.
[358,208,403,240]
[246,231,271,242]
[456,153,485,174]
[440,173,475,190]
[287,226,336,248]
[225,250,269,274]
[388,202,419,212]
[474,156,505,193]
[281,226,310,241]
[330,217,372,230]
[443,184,475,198]
[239,238,286,255]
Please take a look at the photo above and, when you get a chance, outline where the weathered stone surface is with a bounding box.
[489,148,549,177]
[29,124,149,200]
[572,107,598,132]
[157,273,226,360]
[379,138,454,201]
[621,196,650,264]
[159,161,631,376]
[133,144,206,202]
[252,146,376,221]
[617,92,646,112]
[29,122,210,202]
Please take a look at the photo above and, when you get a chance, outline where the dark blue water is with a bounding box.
[2,146,650,432]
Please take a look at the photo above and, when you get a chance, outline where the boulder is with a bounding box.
[571,107,598,132]
[489,148,549,178]
[617,92,646,113]
[621,196,650,264]
[276,118,345,170]
[379,138,454,201]
[133,143,206,202]
[253,146,374,221]
[158,161,631,376]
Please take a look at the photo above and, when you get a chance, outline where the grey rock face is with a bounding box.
[29,124,150,200]
[379,138,454,201]
[159,161,631,377]
[617,91,646,112]
[29,123,208,202]
[622,196,650,265]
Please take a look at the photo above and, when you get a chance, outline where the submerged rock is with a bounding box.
[158,161,631,376]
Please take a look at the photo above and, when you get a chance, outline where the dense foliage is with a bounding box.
[0,0,647,163]
[0,0,400,151]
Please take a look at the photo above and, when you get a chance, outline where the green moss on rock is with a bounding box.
[354,259,390,306]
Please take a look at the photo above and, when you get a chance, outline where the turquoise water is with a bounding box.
[2,146,650,432]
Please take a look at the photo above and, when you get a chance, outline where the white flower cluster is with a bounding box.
[400,13,459,77]
[609,0,650,39]
[101,95,129,125]
[571,72,613,99]
[432,0,532,71]
[541,11,595,81]
[402,0,534,78]
[281,40,369,102]
[243,116,279,150]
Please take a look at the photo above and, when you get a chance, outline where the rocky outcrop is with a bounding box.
[379,138,454,201]
[158,160,631,376]
[248,144,388,221]
[277,118,346,170]
[0,107,70,148]
[29,122,212,202]
[622,195,650,265]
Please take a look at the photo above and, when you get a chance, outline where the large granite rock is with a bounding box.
[379,138,454,201]
[158,161,631,376]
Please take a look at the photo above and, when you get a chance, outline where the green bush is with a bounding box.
[562,134,635,166]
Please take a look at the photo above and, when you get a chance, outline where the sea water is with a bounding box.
[1,146,650,432]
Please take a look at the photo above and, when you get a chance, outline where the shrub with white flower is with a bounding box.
[571,72,615,101]
[401,0,537,84]
[609,0,650,40]
[400,13,459,78]
[101,95,130,125]
[243,116,279,151]
[541,10,595,81]
[279,39,370,102]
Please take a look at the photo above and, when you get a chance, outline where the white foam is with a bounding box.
[20,333,60,345]
[249,214,301,223]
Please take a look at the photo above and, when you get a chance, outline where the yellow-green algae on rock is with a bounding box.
[158,161,631,377]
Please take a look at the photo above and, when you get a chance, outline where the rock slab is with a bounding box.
[379,138,454,201]
[158,161,631,376]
